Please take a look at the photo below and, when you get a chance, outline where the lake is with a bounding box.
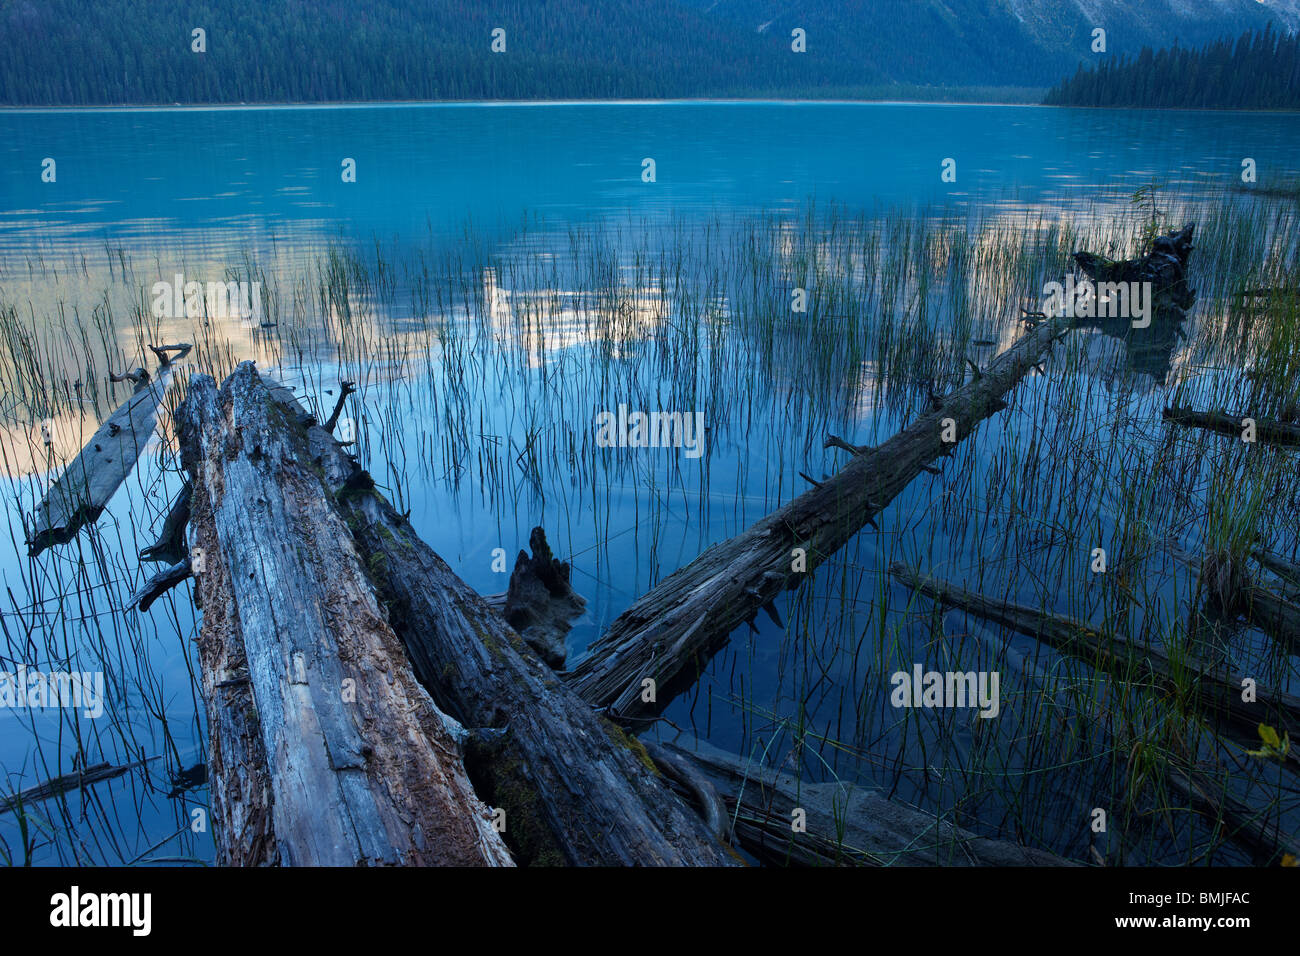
[1,101,1297,866]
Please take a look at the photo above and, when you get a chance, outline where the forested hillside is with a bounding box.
[1,0,1296,105]
[1044,25,1300,109]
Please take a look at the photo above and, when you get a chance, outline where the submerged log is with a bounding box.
[663,741,1075,866]
[1167,763,1296,865]
[1162,406,1300,449]
[1253,549,1300,593]
[888,562,1300,769]
[565,313,1077,718]
[27,382,164,555]
[483,527,586,669]
[265,381,736,866]
[1240,581,1300,658]
[180,365,513,866]
[0,757,158,816]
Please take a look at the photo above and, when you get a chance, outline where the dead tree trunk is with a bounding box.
[180,365,513,866]
[1162,406,1300,449]
[565,314,1075,718]
[888,562,1300,770]
[662,741,1076,866]
[265,383,737,866]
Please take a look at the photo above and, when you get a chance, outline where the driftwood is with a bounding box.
[663,741,1075,866]
[262,377,736,866]
[483,527,585,669]
[1162,406,1300,449]
[888,562,1300,769]
[1,757,157,815]
[565,313,1077,718]
[27,382,164,555]
[179,365,513,866]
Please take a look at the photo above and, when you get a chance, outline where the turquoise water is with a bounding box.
[1,102,1297,866]
[2,101,1296,255]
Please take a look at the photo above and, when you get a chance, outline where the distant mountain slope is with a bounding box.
[0,0,1294,105]
[683,0,1297,86]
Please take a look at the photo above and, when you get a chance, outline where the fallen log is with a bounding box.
[1162,406,1300,449]
[1241,581,1300,658]
[663,740,1076,866]
[265,378,736,866]
[27,381,164,555]
[180,365,513,866]
[1253,549,1300,593]
[0,757,157,816]
[887,562,1300,768]
[1167,763,1296,865]
[565,313,1076,718]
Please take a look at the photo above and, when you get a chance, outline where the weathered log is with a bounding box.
[565,313,1077,718]
[1241,581,1300,657]
[1,757,157,815]
[27,381,164,555]
[483,527,585,669]
[265,383,736,866]
[138,482,191,563]
[1162,406,1300,449]
[1167,763,1296,865]
[1253,549,1300,593]
[888,562,1300,769]
[663,741,1076,866]
[180,364,513,866]
[129,558,191,612]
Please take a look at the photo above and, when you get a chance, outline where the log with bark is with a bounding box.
[1162,406,1300,449]
[888,562,1300,769]
[564,313,1077,719]
[179,365,514,866]
[262,375,737,866]
[661,740,1076,866]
